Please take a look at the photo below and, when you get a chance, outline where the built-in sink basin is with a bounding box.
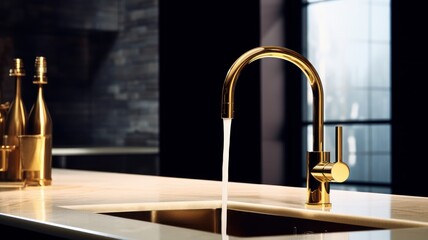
[100,207,380,237]
[64,200,424,238]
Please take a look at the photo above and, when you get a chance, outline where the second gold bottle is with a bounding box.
[20,56,53,186]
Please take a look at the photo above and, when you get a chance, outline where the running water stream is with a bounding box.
[221,118,232,240]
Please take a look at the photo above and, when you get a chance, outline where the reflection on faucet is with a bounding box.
[221,46,350,207]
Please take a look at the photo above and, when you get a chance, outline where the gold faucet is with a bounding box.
[221,46,350,207]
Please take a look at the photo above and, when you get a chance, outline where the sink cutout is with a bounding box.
[100,208,382,237]
[64,201,425,237]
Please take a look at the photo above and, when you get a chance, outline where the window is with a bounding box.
[302,0,391,193]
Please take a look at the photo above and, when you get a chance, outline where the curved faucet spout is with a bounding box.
[221,46,349,207]
[221,46,324,152]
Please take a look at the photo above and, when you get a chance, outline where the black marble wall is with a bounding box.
[0,0,158,148]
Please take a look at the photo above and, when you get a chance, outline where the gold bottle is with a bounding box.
[24,56,52,186]
[0,58,27,182]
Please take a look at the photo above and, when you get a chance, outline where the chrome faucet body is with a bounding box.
[221,46,349,207]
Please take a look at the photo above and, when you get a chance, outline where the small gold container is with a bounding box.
[0,145,15,172]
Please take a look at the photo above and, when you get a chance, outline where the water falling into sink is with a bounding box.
[222,118,232,239]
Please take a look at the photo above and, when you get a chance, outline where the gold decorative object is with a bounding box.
[0,58,28,185]
[23,56,52,186]
[0,56,53,188]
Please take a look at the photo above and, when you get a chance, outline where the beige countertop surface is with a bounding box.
[1,168,428,239]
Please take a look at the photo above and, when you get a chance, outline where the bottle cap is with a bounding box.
[9,58,26,77]
[34,56,47,84]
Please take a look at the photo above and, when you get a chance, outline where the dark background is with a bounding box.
[0,0,426,196]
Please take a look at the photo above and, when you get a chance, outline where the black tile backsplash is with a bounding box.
[0,0,158,148]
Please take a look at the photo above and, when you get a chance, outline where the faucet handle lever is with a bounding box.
[336,126,343,163]
[312,126,350,183]
[330,125,350,182]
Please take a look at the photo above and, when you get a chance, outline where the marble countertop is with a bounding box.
[1,168,428,239]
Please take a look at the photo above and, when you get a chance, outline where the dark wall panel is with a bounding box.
[159,1,262,183]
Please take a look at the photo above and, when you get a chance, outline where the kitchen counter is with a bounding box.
[1,168,428,239]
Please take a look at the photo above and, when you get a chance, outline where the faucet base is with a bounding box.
[305,202,332,210]
[306,184,331,207]
[306,151,331,206]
